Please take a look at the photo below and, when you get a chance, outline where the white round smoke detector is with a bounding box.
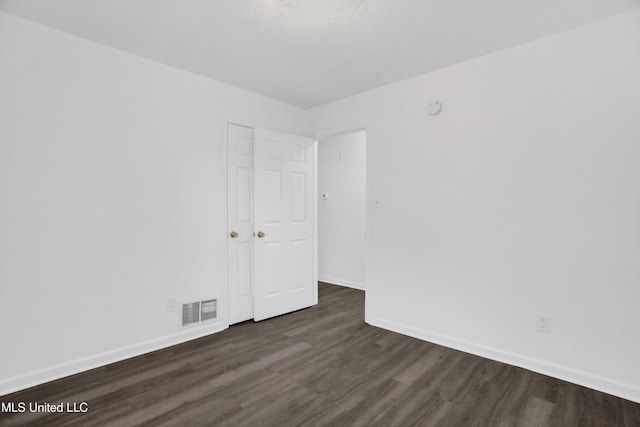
[427,99,442,115]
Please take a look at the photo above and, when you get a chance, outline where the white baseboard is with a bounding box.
[0,322,227,396]
[318,275,366,291]
[367,315,640,404]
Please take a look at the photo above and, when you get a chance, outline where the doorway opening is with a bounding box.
[317,130,367,290]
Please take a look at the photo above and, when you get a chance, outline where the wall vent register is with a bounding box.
[181,299,217,327]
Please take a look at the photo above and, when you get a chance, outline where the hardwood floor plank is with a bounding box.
[516,395,555,427]
[1,283,638,427]
[393,345,447,386]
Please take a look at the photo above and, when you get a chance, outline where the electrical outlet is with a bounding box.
[537,314,551,334]
[167,296,177,312]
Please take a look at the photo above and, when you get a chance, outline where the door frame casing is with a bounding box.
[313,139,318,305]
[313,126,369,322]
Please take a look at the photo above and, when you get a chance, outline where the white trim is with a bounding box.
[313,140,319,305]
[367,315,640,404]
[318,275,366,291]
[222,116,230,327]
[313,125,366,142]
[314,125,370,317]
[363,128,371,324]
[0,323,227,396]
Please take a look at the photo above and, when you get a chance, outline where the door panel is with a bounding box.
[237,242,253,296]
[264,241,282,296]
[291,173,306,222]
[227,124,254,324]
[254,128,316,321]
[262,169,282,223]
[236,168,252,223]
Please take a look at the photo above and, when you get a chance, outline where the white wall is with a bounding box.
[0,12,308,395]
[2,7,639,403]
[310,9,640,402]
[318,131,367,289]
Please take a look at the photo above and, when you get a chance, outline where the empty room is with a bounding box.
[1,1,639,426]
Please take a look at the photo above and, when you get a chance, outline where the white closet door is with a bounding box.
[253,128,316,321]
[227,124,254,324]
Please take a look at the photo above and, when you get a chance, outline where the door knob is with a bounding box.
[229,231,238,238]
[257,231,265,238]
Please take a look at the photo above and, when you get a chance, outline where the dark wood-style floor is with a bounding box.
[2,283,639,426]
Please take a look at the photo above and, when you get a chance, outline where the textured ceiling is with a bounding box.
[1,0,638,108]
